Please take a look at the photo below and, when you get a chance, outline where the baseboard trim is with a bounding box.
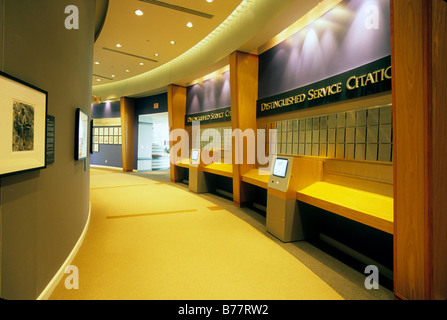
[90,164,123,171]
[36,202,91,300]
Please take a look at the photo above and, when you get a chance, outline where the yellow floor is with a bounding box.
[48,168,390,300]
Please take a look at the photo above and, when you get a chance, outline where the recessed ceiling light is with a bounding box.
[187,22,193,28]
[154,53,159,57]
[111,75,115,78]
[116,43,122,48]
[207,0,213,2]
[135,9,144,16]
[126,69,130,73]
[97,79,101,82]
[95,61,100,65]
[170,41,176,44]
[140,62,144,66]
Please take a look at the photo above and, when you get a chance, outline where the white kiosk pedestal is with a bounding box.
[266,156,305,242]
[189,149,209,194]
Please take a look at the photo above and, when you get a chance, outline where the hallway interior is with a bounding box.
[49,168,394,300]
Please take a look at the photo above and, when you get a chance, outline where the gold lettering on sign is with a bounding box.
[308,82,342,101]
[346,67,392,90]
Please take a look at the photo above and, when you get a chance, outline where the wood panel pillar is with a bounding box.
[230,51,259,207]
[392,0,447,300]
[120,97,135,172]
[167,84,187,182]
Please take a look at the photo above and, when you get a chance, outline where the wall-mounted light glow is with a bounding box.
[206,0,213,3]
[135,9,144,16]
[154,53,159,57]
[170,41,176,44]
[116,43,122,48]
[140,62,144,66]
[126,70,130,73]
[95,62,100,65]
[187,22,193,28]
[97,79,101,82]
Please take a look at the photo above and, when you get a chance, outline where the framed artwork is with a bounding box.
[104,127,109,136]
[114,127,119,136]
[99,136,104,144]
[99,127,104,136]
[119,136,122,145]
[93,136,99,144]
[108,135,113,144]
[104,136,109,144]
[114,136,119,144]
[0,71,48,176]
[94,127,98,136]
[75,108,89,160]
[92,144,99,153]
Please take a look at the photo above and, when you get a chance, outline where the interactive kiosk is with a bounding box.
[266,156,305,242]
[188,149,209,194]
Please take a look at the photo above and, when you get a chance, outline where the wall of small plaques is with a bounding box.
[264,104,393,163]
[92,126,122,153]
[192,126,233,151]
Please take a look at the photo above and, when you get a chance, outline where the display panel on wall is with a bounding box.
[263,104,393,163]
[0,71,48,176]
[92,126,122,149]
[75,108,89,161]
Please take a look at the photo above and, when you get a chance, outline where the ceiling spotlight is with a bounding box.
[140,62,144,66]
[97,79,101,82]
[126,69,130,73]
[207,0,213,2]
[170,41,176,44]
[187,22,193,28]
[116,43,122,48]
[135,9,144,16]
[154,53,159,57]
[95,61,100,65]
[111,75,115,78]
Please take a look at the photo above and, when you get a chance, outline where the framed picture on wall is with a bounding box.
[0,71,48,177]
[92,144,99,153]
[99,127,104,136]
[104,136,109,144]
[75,108,89,160]
[99,136,104,144]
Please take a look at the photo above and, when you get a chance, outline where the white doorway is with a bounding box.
[137,113,170,172]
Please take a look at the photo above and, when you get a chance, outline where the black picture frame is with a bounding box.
[0,71,48,177]
[74,108,89,161]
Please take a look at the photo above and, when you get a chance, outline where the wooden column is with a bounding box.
[167,84,187,182]
[230,51,259,207]
[392,0,447,300]
[120,97,135,172]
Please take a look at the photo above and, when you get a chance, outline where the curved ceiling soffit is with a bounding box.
[94,0,110,43]
[92,0,297,100]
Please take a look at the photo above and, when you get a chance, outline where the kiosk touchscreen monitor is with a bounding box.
[191,149,200,161]
[272,158,289,178]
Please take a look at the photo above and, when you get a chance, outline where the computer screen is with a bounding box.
[272,158,289,178]
[191,149,200,161]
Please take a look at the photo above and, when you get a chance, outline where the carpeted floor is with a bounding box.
[49,167,394,300]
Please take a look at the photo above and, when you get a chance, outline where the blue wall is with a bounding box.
[258,0,391,99]
[186,70,231,115]
[91,101,121,118]
[90,101,122,168]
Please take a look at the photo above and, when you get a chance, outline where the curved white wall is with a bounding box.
[0,0,95,300]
